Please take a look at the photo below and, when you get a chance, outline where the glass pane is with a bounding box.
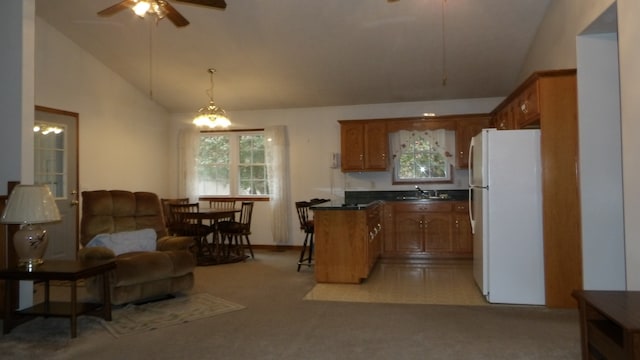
[198,135,230,195]
[34,122,66,198]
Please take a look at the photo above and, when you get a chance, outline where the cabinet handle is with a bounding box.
[521,101,528,114]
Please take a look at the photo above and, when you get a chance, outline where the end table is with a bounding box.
[0,259,115,338]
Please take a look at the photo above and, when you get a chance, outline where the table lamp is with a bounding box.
[1,184,61,267]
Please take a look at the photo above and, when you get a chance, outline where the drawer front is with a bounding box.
[453,202,468,213]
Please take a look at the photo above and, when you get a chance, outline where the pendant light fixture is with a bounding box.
[193,68,231,129]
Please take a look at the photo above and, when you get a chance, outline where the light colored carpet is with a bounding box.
[0,250,580,360]
[102,293,245,338]
[304,259,489,306]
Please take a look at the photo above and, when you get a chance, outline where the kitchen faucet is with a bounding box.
[415,186,431,198]
[415,186,439,198]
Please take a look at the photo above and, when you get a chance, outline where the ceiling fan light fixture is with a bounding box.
[193,68,231,129]
[132,1,151,17]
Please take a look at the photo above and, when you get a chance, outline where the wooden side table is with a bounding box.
[0,259,115,338]
[572,290,640,359]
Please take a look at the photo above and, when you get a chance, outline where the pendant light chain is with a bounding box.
[148,18,154,99]
[441,0,448,87]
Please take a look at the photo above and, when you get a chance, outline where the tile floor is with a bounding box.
[304,259,489,306]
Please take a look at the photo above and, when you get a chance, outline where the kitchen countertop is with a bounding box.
[311,200,382,211]
[344,190,468,204]
[311,195,468,211]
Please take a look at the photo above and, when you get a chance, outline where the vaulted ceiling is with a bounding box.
[35,0,550,113]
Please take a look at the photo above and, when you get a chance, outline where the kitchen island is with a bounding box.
[311,201,383,284]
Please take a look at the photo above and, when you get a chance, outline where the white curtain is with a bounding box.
[177,127,200,202]
[265,125,291,244]
[390,129,455,161]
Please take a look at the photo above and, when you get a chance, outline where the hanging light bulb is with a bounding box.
[132,1,151,17]
[193,68,231,129]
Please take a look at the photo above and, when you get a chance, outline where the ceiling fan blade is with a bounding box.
[162,1,190,27]
[97,0,137,16]
[173,0,227,10]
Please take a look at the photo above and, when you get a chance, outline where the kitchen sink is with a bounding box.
[395,195,451,201]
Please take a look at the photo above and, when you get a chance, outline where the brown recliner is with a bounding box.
[78,190,196,305]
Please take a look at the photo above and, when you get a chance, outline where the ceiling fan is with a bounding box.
[97,0,227,27]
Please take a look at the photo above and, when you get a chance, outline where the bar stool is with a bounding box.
[296,198,329,271]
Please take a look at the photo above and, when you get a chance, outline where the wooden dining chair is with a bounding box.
[218,201,254,259]
[161,198,189,235]
[207,199,237,222]
[168,203,215,257]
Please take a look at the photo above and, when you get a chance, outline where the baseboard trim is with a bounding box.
[250,245,302,252]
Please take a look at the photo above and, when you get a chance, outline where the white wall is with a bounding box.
[520,0,616,79]
[170,98,501,246]
[0,0,35,188]
[618,0,640,290]
[577,32,625,290]
[35,18,173,197]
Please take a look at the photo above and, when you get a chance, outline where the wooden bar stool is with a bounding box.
[296,198,329,271]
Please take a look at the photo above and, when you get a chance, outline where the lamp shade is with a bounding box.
[1,184,61,224]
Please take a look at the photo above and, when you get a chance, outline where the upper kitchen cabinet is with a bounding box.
[455,115,492,169]
[492,70,568,130]
[339,120,388,172]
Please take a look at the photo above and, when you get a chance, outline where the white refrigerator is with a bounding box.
[468,129,545,305]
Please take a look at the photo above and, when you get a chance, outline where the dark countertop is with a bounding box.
[311,200,381,211]
[344,190,468,204]
[311,190,468,211]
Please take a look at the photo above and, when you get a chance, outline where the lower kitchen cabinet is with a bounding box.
[452,202,472,253]
[313,202,383,283]
[383,201,472,259]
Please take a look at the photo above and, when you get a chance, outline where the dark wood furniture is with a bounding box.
[573,290,640,359]
[180,208,241,265]
[295,199,330,272]
[218,201,255,259]
[0,259,115,338]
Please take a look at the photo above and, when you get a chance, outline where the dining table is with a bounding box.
[180,208,242,266]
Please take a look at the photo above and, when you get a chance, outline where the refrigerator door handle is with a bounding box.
[468,136,475,187]
[468,188,476,234]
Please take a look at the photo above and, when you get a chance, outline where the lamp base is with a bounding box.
[13,225,48,268]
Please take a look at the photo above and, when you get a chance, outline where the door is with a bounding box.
[34,106,79,260]
[468,130,488,295]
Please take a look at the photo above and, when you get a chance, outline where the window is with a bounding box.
[34,122,66,198]
[390,129,455,184]
[197,131,268,195]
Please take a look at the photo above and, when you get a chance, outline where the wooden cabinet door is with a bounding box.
[451,202,472,253]
[456,117,491,168]
[363,121,388,170]
[393,211,424,253]
[423,213,452,252]
[340,120,388,172]
[452,213,472,253]
[516,81,540,128]
[340,122,365,171]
